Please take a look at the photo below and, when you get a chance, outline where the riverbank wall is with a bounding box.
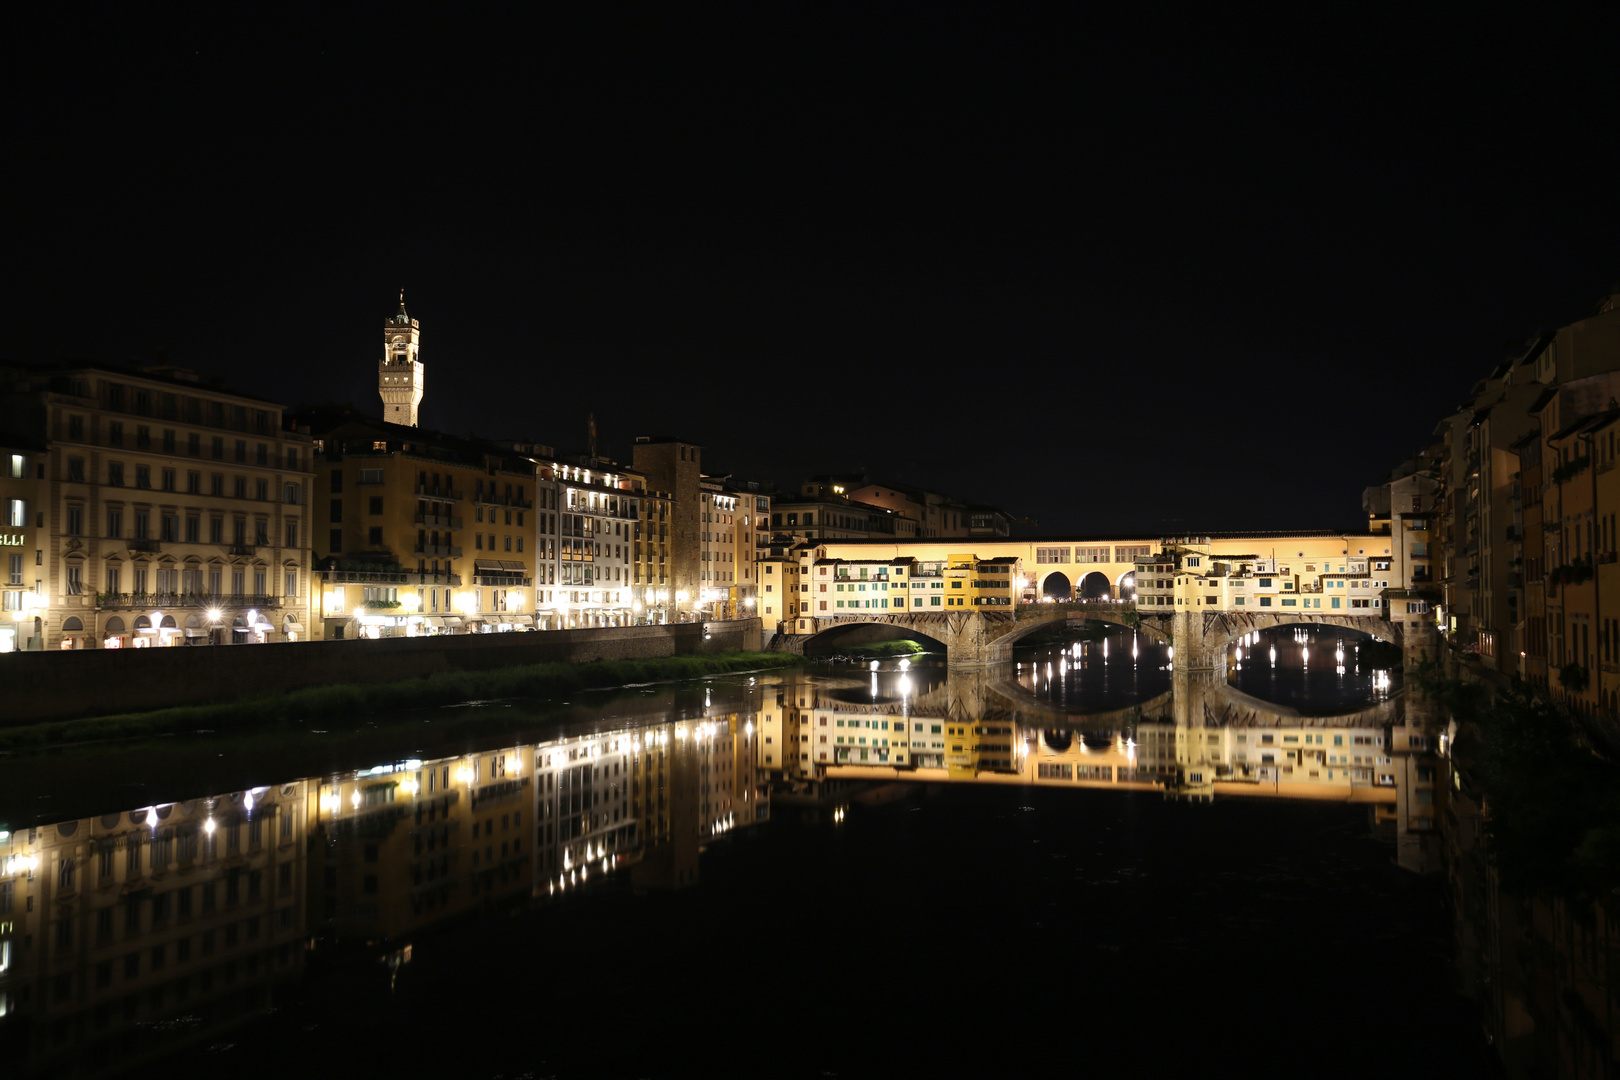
[4,619,763,726]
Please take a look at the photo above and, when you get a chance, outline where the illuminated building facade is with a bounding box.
[632,484,674,623]
[529,453,642,628]
[308,415,535,638]
[698,480,741,618]
[631,436,703,620]
[0,363,315,650]
[758,539,806,634]
[0,434,47,652]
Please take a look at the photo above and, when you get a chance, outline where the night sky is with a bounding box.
[9,6,1618,534]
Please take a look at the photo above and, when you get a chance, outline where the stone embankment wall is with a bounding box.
[6,620,763,726]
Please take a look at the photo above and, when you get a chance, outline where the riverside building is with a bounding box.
[0,432,48,652]
[0,362,315,650]
[631,436,704,621]
[530,451,641,628]
[308,414,535,639]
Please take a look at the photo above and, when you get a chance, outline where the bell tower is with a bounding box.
[379,290,424,427]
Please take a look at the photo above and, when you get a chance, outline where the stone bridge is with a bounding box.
[776,603,1423,669]
[777,603,1164,666]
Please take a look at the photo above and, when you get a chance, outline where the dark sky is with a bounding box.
[8,5,1618,534]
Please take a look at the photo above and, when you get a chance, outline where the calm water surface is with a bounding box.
[0,645,1484,1078]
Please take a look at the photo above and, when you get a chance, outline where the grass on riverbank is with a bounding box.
[849,639,928,656]
[0,651,805,752]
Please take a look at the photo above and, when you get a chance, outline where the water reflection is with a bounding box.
[0,709,767,1076]
[1227,625,1396,714]
[1009,626,1171,710]
[0,660,1450,1077]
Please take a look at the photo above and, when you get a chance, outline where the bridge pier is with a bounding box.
[1169,611,1222,671]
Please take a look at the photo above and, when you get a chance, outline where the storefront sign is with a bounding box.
[0,533,24,546]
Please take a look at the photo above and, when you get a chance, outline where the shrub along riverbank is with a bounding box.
[0,651,806,751]
[1418,663,1620,896]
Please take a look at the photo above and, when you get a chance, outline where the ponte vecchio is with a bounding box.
[772,531,1439,668]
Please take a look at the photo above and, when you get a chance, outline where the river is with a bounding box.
[0,629,1496,1078]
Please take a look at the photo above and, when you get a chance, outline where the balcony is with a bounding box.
[415,486,464,501]
[228,544,257,557]
[127,539,162,553]
[96,592,279,610]
[477,493,532,509]
[473,574,533,587]
[414,544,463,558]
[414,514,464,530]
[320,570,462,587]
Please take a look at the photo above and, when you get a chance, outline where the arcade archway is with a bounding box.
[1078,571,1111,600]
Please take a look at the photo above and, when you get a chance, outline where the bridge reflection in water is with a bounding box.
[763,635,1441,872]
[0,651,1446,1078]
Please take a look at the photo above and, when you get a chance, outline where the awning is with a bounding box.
[501,561,526,571]
[184,629,209,638]
[422,616,445,627]
[474,560,505,572]
[442,616,464,627]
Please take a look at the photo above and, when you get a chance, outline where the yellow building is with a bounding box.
[0,362,316,649]
[309,415,536,639]
[816,533,1386,605]
[633,480,674,623]
[758,543,803,634]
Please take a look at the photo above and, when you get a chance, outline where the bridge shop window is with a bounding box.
[1036,547,1070,564]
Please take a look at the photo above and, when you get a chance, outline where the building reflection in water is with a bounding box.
[0,710,769,1076]
[0,785,313,1075]
[753,660,1441,872]
[1,652,1604,1079]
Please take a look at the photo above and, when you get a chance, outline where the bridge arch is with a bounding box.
[984,609,1170,661]
[1040,571,1072,599]
[1115,569,1136,596]
[799,620,949,657]
[1201,611,1399,654]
